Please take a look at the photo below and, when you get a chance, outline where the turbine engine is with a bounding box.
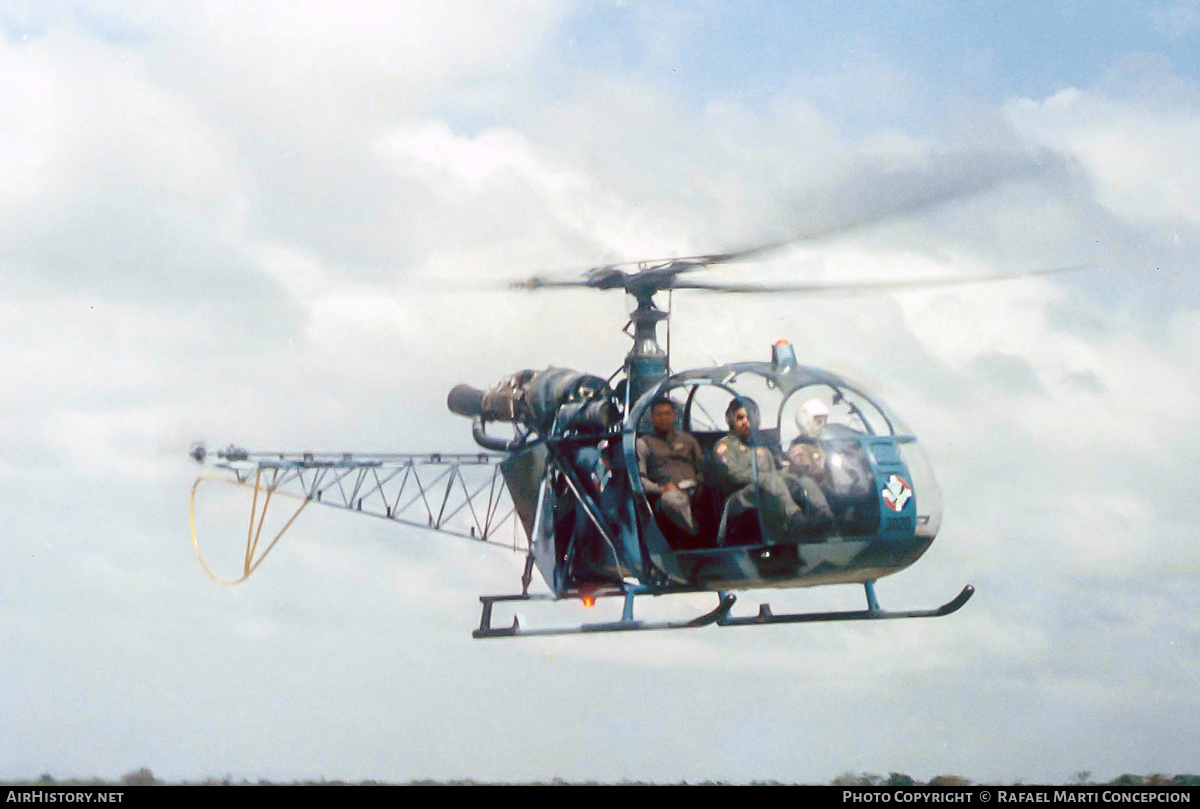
[448,368,618,450]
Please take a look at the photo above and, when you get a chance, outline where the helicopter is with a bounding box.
[190,246,1073,638]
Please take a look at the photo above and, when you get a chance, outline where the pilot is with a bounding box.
[636,396,704,537]
[785,399,835,534]
[788,398,828,480]
[711,398,806,544]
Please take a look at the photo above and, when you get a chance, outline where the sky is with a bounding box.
[1,0,1198,785]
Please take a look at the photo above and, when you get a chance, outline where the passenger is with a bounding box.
[636,396,704,537]
[711,398,806,544]
[785,399,835,535]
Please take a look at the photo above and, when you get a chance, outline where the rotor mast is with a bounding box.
[624,290,669,409]
[516,262,680,412]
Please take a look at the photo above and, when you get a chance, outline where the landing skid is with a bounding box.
[472,581,974,639]
[473,590,738,639]
[718,581,975,627]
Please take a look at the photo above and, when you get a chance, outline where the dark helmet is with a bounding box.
[724,397,760,430]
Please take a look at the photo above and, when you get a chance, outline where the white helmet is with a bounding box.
[796,398,829,434]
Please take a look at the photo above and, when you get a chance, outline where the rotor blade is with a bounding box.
[508,275,595,291]
[505,246,796,290]
[391,275,597,293]
[508,148,1066,289]
[666,264,1086,295]
[685,148,1065,267]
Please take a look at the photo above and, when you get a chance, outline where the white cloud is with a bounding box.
[1005,84,1200,224]
[0,31,238,230]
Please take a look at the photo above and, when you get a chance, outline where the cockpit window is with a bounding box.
[780,383,894,443]
[681,384,729,432]
[681,374,782,437]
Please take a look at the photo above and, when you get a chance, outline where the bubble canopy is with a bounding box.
[640,361,912,435]
[629,358,943,544]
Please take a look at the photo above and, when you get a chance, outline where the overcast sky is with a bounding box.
[1,0,1198,784]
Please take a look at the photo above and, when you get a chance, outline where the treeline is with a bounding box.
[9,768,1200,786]
[831,772,1200,787]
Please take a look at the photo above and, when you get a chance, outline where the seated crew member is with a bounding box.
[636,396,704,537]
[711,398,806,544]
[784,399,835,535]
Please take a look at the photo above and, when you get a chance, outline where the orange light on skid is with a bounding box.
[582,596,596,608]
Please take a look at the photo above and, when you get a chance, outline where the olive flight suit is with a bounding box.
[711,433,803,544]
[636,429,704,536]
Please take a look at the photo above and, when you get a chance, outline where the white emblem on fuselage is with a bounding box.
[881,475,912,512]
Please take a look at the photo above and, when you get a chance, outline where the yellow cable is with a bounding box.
[244,468,261,575]
[190,474,309,586]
